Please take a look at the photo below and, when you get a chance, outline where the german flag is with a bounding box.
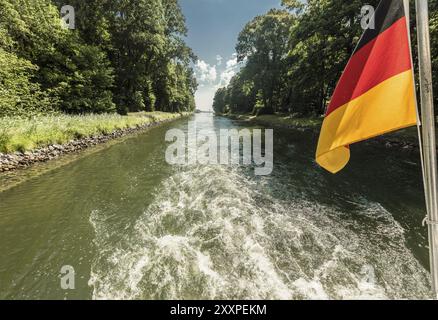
[316,0,417,173]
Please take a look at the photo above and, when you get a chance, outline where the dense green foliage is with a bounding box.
[214,0,438,117]
[0,0,196,117]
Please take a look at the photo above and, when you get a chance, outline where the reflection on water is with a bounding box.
[0,114,433,299]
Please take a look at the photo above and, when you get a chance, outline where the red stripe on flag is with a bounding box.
[326,17,412,116]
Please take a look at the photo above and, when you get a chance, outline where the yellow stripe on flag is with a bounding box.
[316,70,417,173]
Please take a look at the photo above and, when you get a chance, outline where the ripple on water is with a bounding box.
[88,165,433,300]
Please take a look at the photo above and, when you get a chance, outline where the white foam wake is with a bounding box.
[88,165,432,300]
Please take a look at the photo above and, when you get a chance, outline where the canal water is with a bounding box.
[0,114,433,299]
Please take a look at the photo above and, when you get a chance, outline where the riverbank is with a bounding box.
[224,113,322,130]
[222,113,420,150]
[0,112,189,172]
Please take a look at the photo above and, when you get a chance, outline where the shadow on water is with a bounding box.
[270,126,428,268]
[0,113,433,299]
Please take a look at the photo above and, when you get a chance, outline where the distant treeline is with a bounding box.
[0,0,197,117]
[213,0,438,117]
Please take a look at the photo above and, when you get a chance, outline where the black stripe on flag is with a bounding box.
[354,0,405,54]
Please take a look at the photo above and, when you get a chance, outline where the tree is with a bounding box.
[0,0,197,116]
[217,0,406,117]
[0,48,52,117]
[0,0,116,114]
[213,87,228,114]
[236,9,294,114]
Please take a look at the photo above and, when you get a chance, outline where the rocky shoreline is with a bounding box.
[0,120,173,173]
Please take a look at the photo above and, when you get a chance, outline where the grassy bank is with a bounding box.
[223,113,323,129]
[0,112,187,153]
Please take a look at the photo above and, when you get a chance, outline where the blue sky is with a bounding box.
[180,0,282,110]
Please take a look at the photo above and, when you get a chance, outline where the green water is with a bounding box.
[0,114,434,299]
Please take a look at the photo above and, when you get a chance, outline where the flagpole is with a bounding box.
[404,0,430,217]
[415,0,438,299]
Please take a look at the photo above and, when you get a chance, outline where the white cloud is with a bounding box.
[226,53,238,68]
[193,53,243,110]
[195,60,217,84]
[218,68,236,88]
[195,86,217,112]
[217,54,240,88]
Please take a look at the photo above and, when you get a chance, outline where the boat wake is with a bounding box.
[88,165,432,300]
